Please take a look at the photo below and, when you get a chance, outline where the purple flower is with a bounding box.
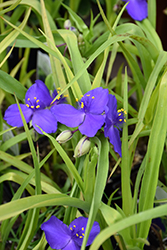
[122,0,148,21]
[41,216,100,250]
[51,87,109,137]
[104,94,126,157]
[4,80,61,134]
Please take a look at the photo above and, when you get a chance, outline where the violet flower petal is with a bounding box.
[79,113,105,137]
[123,0,148,21]
[105,94,118,121]
[63,240,80,250]
[4,104,33,127]
[41,216,71,249]
[32,109,57,134]
[86,221,100,246]
[80,87,108,114]
[25,80,52,108]
[104,123,122,157]
[51,104,84,127]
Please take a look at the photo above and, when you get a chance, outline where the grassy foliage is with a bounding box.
[0,0,167,249]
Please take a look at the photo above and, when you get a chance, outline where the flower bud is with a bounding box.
[78,34,84,45]
[56,130,73,143]
[74,136,91,158]
[64,19,71,29]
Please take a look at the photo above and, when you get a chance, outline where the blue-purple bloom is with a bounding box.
[122,0,148,21]
[4,80,64,134]
[51,87,109,137]
[104,94,126,157]
[41,216,100,250]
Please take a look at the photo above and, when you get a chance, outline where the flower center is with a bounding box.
[117,108,127,123]
[70,224,85,239]
[26,97,41,110]
[79,95,96,113]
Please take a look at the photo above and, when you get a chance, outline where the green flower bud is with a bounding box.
[74,136,91,158]
[56,130,73,143]
[64,19,71,29]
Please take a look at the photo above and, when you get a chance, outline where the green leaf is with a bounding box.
[0,0,21,15]
[58,29,91,93]
[0,7,31,55]
[81,135,109,250]
[0,194,89,221]
[89,203,167,250]
[138,70,167,244]
[0,70,27,101]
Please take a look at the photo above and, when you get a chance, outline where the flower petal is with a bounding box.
[41,216,71,249]
[51,104,84,127]
[79,113,105,137]
[106,94,118,122]
[63,240,80,250]
[4,104,33,127]
[25,80,52,108]
[104,123,122,157]
[32,109,57,134]
[80,87,109,114]
[69,217,100,247]
[86,221,100,246]
[123,0,148,21]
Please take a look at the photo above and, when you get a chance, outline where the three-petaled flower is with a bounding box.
[51,87,109,137]
[41,216,100,250]
[122,0,148,21]
[4,80,65,134]
[104,94,126,157]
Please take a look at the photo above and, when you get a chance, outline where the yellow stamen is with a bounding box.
[36,105,40,108]
[92,96,95,99]
[36,100,40,103]
[76,233,79,237]
[79,236,82,238]
[70,227,73,230]
[31,106,34,108]
[76,98,78,102]
[124,110,127,114]
[124,119,126,122]
[27,98,30,101]
[34,97,37,99]
[57,91,60,94]
[64,95,68,97]
[82,233,85,236]
[81,102,84,108]
[26,104,29,108]
[121,108,124,111]
[118,113,121,116]
[81,95,83,97]
[82,227,84,231]
[86,94,90,97]
[73,225,76,228]
[119,119,122,122]
[118,109,121,113]
[57,97,61,100]
[57,87,61,90]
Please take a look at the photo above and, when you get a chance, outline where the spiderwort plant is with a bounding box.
[104,94,126,157]
[51,87,109,137]
[4,80,65,134]
[41,216,100,250]
[122,0,148,21]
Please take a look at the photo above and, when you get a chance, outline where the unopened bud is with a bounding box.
[64,19,71,29]
[56,130,73,143]
[74,136,91,158]
[78,34,84,44]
